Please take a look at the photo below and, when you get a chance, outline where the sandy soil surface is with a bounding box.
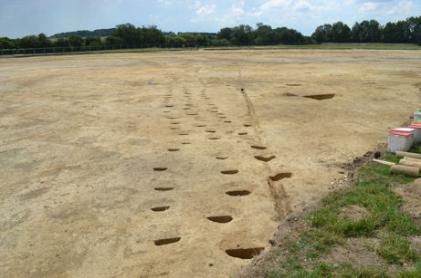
[0,49,420,277]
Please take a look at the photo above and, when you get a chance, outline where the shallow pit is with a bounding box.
[225,190,251,196]
[255,155,276,162]
[216,156,228,160]
[154,237,181,246]
[207,215,233,223]
[221,170,239,175]
[251,145,267,150]
[153,167,168,172]
[270,172,292,181]
[304,94,335,100]
[151,206,170,212]
[154,187,174,191]
[225,247,264,259]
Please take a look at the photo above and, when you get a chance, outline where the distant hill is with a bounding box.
[50,28,115,39]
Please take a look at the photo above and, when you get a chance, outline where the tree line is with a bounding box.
[312,16,421,44]
[1,16,420,51]
[0,23,307,50]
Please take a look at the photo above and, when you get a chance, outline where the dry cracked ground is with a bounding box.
[0,49,420,277]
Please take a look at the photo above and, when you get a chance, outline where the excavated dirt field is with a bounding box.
[0,49,420,277]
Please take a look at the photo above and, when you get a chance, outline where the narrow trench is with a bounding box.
[238,77,290,221]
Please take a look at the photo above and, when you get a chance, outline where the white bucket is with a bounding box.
[388,128,415,153]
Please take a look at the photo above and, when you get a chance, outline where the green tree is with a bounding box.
[254,23,274,45]
[68,35,83,47]
[112,23,139,46]
[331,22,351,42]
[230,25,254,45]
[165,35,186,48]
[352,20,381,42]
[37,33,51,47]
[218,27,233,41]
[0,37,16,49]
[407,16,421,44]
[85,37,102,46]
[105,36,123,46]
[312,24,333,42]
[209,38,230,47]
[142,26,165,47]
[274,27,305,44]
[19,35,40,48]
[54,38,70,47]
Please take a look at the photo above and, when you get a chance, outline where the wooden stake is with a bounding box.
[391,165,419,177]
[396,151,421,160]
[399,159,421,170]
[373,159,396,166]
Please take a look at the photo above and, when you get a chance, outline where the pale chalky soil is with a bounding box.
[0,49,420,277]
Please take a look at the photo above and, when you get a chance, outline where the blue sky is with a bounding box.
[0,0,420,38]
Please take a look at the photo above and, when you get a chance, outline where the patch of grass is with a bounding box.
[409,144,421,154]
[385,152,401,164]
[298,229,343,258]
[264,153,421,277]
[207,43,421,51]
[267,262,389,278]
[8,43,420,59]
[397,262,421,277]
[377,233,417,265]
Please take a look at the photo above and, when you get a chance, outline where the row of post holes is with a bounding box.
[151,163,292,260]
[153,92,292,260]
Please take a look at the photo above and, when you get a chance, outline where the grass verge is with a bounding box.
[262,152,421,277]
[206,43,421,51]
[2,43,420,59]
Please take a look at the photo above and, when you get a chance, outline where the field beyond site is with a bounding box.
[0,49,421,277]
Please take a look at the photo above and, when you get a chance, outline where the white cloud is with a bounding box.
[258,0,315,13]
[193,1,216,16]
[359,2,378,12]
[386,0,414,16]
[260,0,291,11]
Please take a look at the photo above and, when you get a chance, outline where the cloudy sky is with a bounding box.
[0,0,420,38]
